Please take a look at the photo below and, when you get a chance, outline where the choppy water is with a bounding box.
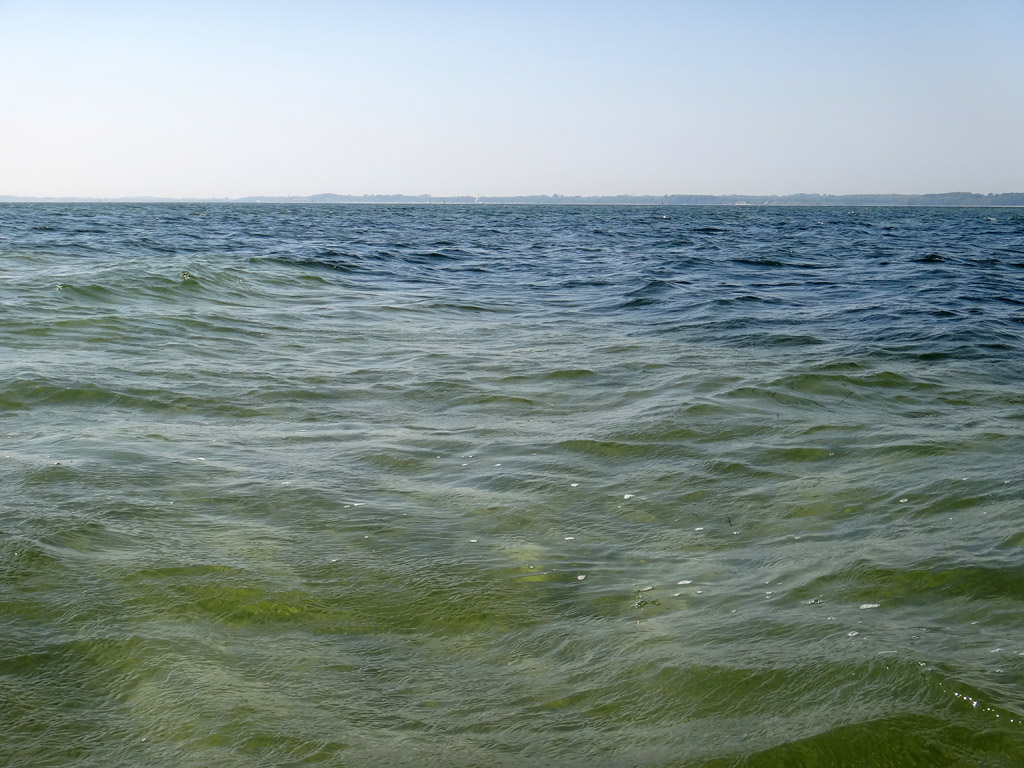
[2,202,1023,766]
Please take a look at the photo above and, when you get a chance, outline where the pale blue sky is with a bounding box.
[1,1,1021,197]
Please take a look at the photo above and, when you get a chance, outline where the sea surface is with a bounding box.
[2,203,1023,767]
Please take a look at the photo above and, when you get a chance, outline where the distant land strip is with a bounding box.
[2,192,1023,206]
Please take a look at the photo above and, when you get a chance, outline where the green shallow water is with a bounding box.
[2,203,1024,766]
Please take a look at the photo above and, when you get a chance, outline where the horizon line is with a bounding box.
[2,191,1023,205]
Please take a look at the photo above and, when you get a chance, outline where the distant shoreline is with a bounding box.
[2,192,1023,207]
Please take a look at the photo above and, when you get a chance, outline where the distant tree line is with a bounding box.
[237,192,1024,206]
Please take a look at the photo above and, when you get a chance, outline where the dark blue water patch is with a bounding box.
[3,203,1024,369]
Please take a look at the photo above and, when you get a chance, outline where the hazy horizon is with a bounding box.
[2,1,1022,199]
[3,190,1023,203]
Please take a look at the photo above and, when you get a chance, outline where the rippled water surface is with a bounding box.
[2,203,1024,766]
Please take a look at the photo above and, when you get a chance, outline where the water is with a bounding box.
[2,203,1023,766]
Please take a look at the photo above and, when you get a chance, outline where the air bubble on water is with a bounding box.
[570,483,579,487]
[281,481,291,485]
[848,631,860,637]
[494,463,502,467]
[577,575,586,580]
[860,603,880,610]
[899,498,908,503]
[695,527,705,532]
[462,463,468,466]
[623,494,634,499]
[678,580,692,585]
[695,590,704,594]
[469,539,478,543]
[564,536,575,541]
[638,585,654,592]
[352,503,365,507]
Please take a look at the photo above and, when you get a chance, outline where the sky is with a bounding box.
[1,0,1022,198]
